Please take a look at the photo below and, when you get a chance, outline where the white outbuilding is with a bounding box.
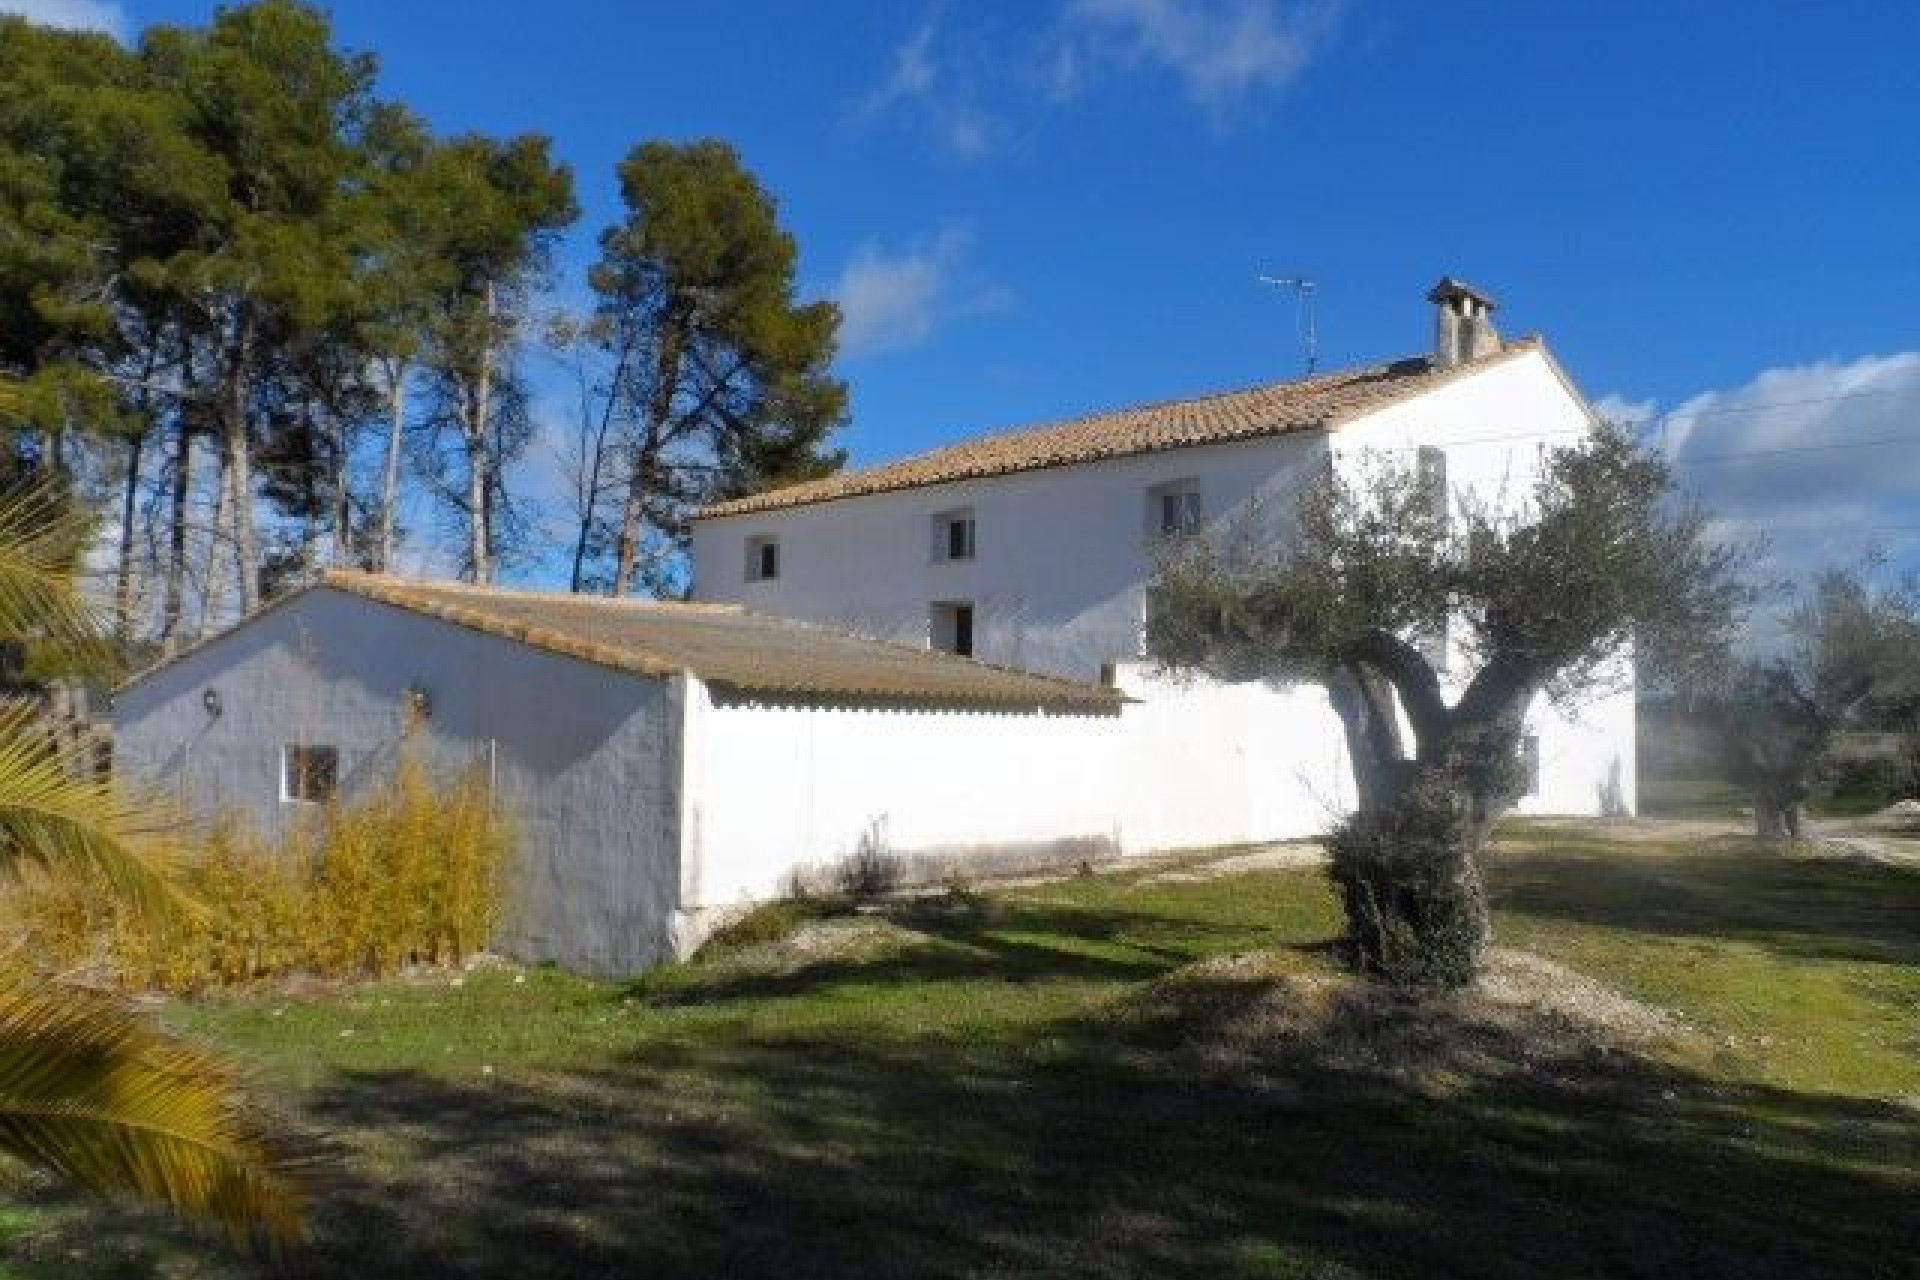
[111,573,1127,974]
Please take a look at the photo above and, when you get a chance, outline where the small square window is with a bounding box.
[745,536,780,582]
[1149,480,1202,537]
[282,745,338,804]
[931,510,976,562]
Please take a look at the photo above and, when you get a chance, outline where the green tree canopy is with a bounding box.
[588,138,846,594]
[1149,426,1747,984]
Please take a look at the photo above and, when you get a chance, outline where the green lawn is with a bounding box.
[4,827,1917,1280]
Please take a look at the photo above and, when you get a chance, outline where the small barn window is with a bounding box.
[745,535,780,582]
[1520,733,1541,798]
[930,601,974,657]
[281,745,339,804]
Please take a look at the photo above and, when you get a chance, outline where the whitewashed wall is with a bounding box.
[111,589,685,974]
[692,431,1328,682]
[1112,664,1355,851]
[678,679,1126,924]
[691,346,1634,821]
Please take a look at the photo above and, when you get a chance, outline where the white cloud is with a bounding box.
[1620,351,1920,581]
[1057,0,1337,112]
[0,0,125,38]
[1591,393,1656,428]
[868,14,939,110]
[831,227,1008,357]
[859,13,996,159]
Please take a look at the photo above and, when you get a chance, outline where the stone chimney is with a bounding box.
[1427,277,1500,368]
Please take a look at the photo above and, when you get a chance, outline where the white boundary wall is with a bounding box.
[678,679,1125,925]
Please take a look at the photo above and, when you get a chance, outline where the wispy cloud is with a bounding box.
[0,0,125,38]
[831,227,1009,357]
[1054,0,1339,115]
[860,1,1339,156]
[1621,351,1920,581]
[858,12,995,159]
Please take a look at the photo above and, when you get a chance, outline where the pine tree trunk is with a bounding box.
[113,431,145,646]
[221,319,258,613]
[198,446,232,640]
[331,414,353,568]
[159,425,192,653]
[465,287,497,584]
[613,318,684,595]
[376,364,405,572]
[465,424,491,584]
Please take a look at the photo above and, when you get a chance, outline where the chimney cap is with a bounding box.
[1426,276,1498,310]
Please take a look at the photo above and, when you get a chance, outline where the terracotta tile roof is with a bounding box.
[307,573,1124,711]
[699,340,1538,519]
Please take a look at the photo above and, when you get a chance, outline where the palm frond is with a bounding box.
[0,702,183,918]
[0,481,107,669]
[0,976,315,1245]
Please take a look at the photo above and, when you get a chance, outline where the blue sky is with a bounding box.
[10,0,1920,581]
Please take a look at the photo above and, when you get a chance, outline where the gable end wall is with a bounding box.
[111,588,685,974]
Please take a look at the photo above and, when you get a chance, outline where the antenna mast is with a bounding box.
[1257,274,1319,376]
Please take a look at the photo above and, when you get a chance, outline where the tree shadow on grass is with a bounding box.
[635,898,1279,1006]
[23,963,1912,1280]
[308,976,1919,1279]
[1491,841,1920,967]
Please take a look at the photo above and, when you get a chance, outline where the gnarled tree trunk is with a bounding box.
[1327,767,1493,988]
[1753,780,1807,844]
[1322,641,1534,987]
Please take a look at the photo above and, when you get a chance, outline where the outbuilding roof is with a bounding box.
[697,339,1539,519]
[226,573,1122,711]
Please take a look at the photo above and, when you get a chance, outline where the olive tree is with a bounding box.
[1148,426,1744,986]
[1713,569,1920,842]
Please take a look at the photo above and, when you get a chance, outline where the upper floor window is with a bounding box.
[1417,446,1448,522]
[1149,479,1202,538]
[745,535,780,582]
[931,509,976,562]
[282,744,338,804]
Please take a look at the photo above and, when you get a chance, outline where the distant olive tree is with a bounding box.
[1148,426,1745,987]
[1713,569,1920,842]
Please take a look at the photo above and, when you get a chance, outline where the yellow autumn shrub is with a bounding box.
[0,748,512,992]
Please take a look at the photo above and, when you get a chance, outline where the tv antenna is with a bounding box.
[1257,274,1319,376]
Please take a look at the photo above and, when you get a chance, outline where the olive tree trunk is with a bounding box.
[1322,646,1531,987]
[1326,766,1493,988]
[1753,783,1806,844]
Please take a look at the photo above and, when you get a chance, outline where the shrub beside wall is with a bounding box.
[1,751,511,992]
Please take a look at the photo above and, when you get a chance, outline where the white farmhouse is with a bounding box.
[692,279,1637,842]
[110,279,1637,976]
